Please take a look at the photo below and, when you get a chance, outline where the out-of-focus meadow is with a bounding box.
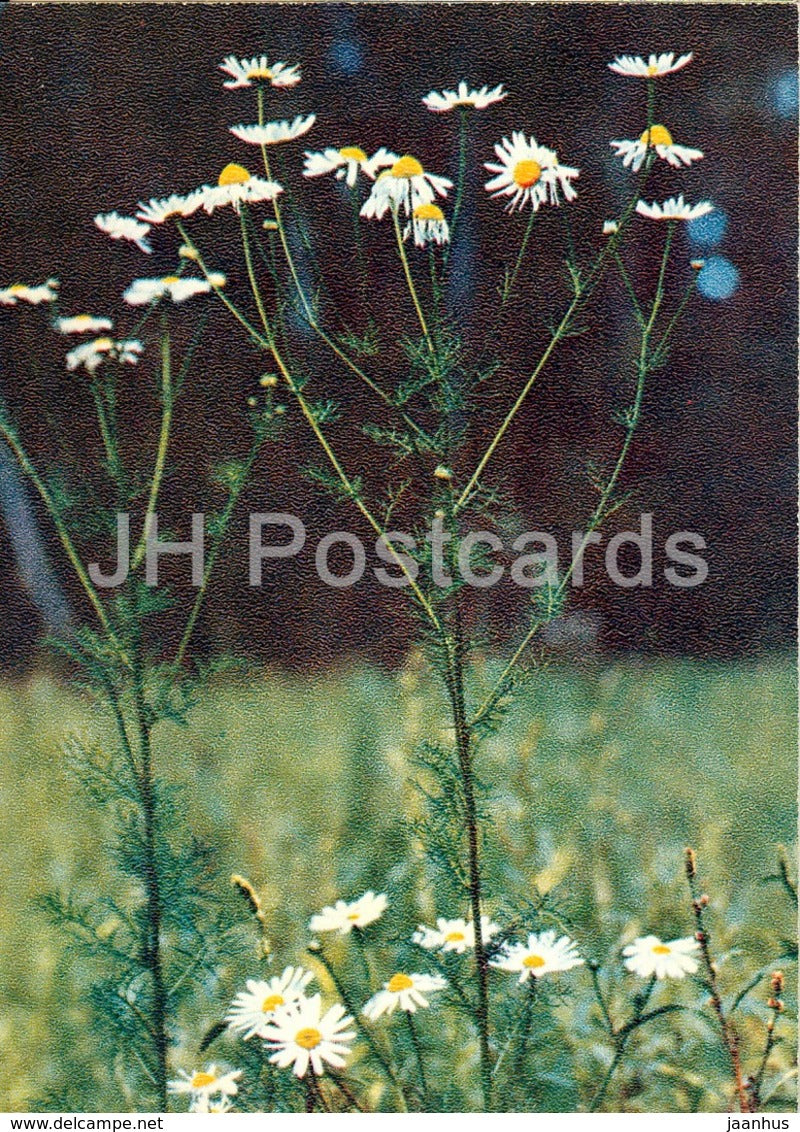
[0,655,795,1112]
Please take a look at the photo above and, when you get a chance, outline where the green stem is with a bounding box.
[588,977,655,1112]
[501,207,537,305]
[237,215,444,633]
[442,616,492,1107]
[253,94,429,441]
[131,327,173,571]
[406,1012,430,1109]
[89,380,124,486]
[471,217,675,723]
[309,946,409,1111]
[457,161,654,514]
[0,419,118,645]
[392,205,435,353]
[612,251,646,326]
[170,430,265,673]
[132,641,169,1110]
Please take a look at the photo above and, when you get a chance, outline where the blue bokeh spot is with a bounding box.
[697,255,740,301]
[687,209,728,247]
[771,69,799,119]
[329,39,363,76]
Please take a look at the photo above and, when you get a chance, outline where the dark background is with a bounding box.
[0,3,796,670]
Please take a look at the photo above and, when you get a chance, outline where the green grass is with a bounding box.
[0,655,795,1111]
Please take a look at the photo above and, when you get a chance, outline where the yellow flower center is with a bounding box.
[646,63,659,76]
[191,1072,216,1088]
[162,276,180,285]
[295,1026,322,1050]
[444,930,465,942]
[391,155,424,179]
[413,203,444,221]
[340,146,368,163]
[652,944,672,955]
[522,954,546,969]
[262,993,285,1012]
[347,912,360,921]
[513,159,542,188]
[71,314,93,326]
[639,124,673,147]
[247,65,273,81]
[94,337,114,351]
[218,163,251,186]
[7,284,27,295]
[388,973,414,993]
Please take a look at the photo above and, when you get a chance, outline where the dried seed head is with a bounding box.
[231,873,267,925]
[685,847,697,879]
[767,997,785,1013]
[771,971,785,995]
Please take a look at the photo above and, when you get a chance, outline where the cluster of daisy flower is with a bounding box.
[1,45,718,388]
[606,52,713,224]
[168,876,702,1106]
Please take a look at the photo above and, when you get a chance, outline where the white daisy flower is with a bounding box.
[0,279,59,306]
[413,915,500,954]
[362,972,447,1019]
[603,220,620,236]
[422,81,507,112]
[622,934,700,979]
[404,202,450,248]
[608,52,693,79]
[198,163,284,215]
[490,930,584,983]
[55,314,113,335]
[360,155,452,221]
[226,966,315,1040]
[303,146,395,189]
[190,1095,234,1114]
[309,890,388,935]
[219,55,301,90]
[610,125,703,172]
[66,336,143,374]
[136,191,206,226]
[262,994,355,1078]
[168,1064,242,1103]
[484,132,579,213]
[123,274,220,306]
[94,211,152,254]
[230,115,317,147]
[636,194,714,221]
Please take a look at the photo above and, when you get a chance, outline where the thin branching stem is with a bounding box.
[392,205,435,353]
[131,637,169,1110]
[455,160,655,514]
[132,325,173,571]
[237,214,445,632]
[471,216,675,725]
[0,418,118,645]
[588,976,656,1112]
[686,848,750,1112]
[254,92,429,442]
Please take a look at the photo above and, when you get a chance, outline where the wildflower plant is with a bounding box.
[0,41,795,1114]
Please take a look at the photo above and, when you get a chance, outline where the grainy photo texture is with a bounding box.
[0,2,796,1115]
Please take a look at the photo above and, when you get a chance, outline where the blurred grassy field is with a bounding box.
[0,655,795,1111]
